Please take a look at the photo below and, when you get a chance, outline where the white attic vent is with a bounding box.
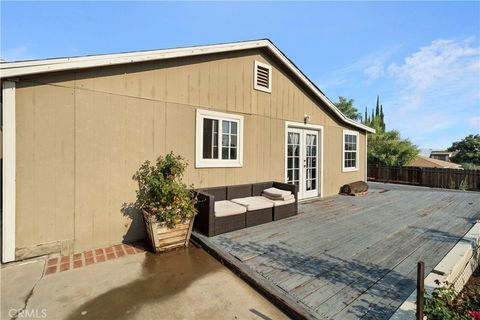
[254,61,272,93]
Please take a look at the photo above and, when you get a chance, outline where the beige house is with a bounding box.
[429,150,457,162]
[1,40,374,262]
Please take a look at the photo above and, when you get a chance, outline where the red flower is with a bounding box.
[469,311,480,320]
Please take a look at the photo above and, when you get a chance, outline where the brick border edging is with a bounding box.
[44,241,149,275]
[190,232,318,320]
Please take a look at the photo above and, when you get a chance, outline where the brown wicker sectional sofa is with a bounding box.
[194,181,298,237]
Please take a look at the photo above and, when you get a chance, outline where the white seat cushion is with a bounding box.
[214,200,247,217]
[262,187,292,198]
[231,196,274,211]
[261,196,296,207]
[262,193,295,201]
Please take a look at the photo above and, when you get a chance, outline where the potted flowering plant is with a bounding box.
[134,152,197,252]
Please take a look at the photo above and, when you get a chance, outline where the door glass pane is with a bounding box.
[288,132,298,144]
[307,179,312,190]
[287,132,301,187]
[305,133,318,193]
[294,145,299,156]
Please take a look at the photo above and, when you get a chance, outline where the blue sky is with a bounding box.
[2,1,479,150]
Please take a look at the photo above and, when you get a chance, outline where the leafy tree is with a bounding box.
[461,162,480,170]
[448,134,480,165]
[368,130,419,166]
[361,95,418,165]
[334,96,361,121]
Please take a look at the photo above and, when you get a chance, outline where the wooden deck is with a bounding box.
[193,182,480,319]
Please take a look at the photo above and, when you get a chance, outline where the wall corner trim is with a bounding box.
[365,133,368,182]
[2,80,16,263]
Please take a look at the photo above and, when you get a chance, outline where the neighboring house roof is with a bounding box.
[408,155,463,169]
[0,39,375,133]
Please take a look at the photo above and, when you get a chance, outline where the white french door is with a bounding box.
[286,128,320,199]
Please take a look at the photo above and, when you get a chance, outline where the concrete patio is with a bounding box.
[194,182,480,319]
[1,246,288,320]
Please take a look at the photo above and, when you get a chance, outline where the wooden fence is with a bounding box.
[367,164,480,191]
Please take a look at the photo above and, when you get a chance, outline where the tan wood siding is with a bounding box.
[14,49,368,254]
[15,82,75,249]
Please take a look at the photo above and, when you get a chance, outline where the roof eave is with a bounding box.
[0,40,270,78]
[0,39,375,133]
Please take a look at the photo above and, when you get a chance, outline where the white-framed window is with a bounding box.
[253,60,272,93]
[342,130,359,172]
[195,109,244,168]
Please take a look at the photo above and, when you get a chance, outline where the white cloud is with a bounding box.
[383,37,480,148]
[387,38,479,111]
[362,51,396,80]
[315,37,479,149]
[364,63,384,79]
[318,45,400,89]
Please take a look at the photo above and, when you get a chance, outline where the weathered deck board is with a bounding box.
[314,196,478,318]
[201,183,480,319]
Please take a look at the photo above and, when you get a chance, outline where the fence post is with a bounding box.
[416,261,425,320]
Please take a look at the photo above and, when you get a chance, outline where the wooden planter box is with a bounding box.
[142,211,194,253]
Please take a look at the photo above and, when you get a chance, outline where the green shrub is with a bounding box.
[133,152,197,228]
[425,283,480,320]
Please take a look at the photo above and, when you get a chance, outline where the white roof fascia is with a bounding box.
[0,40,375,133]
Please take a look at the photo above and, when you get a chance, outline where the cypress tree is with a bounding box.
[380,105,385,131]
[375,95,380,117]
